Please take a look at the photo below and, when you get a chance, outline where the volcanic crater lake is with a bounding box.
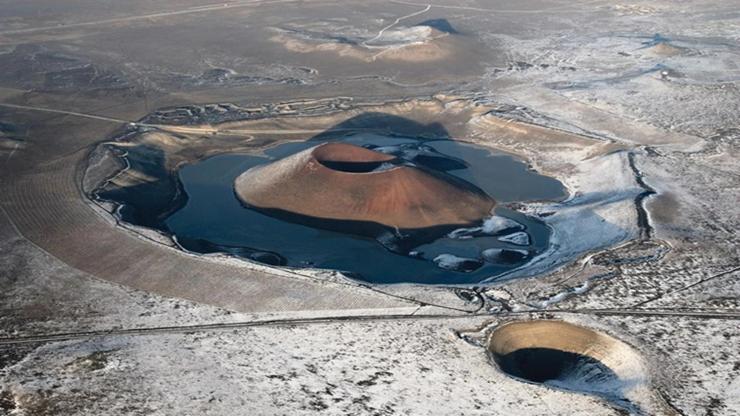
[158,134,567,284]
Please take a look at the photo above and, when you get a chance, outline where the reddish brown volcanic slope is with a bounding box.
[234,142,495,229]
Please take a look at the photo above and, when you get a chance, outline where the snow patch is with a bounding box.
[448,215,523,239]
[433,254,483,272]
[498,231,530,246]
[481,248,529,264]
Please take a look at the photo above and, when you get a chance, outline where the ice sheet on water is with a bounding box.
[482,216,523,234]
[371,144,404,154]
[368,142,468,172]
[448,215,524,239]
[372,143,428,161]
[376,229,403,252]
[433,254,483,273]
[447,227,478,239]
[481,248,529,264]
[498,231,530,246]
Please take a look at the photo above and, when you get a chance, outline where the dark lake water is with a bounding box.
[161,134,566,284]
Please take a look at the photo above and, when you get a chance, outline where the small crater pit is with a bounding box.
[488,320,652,413]
[496,347,617,384]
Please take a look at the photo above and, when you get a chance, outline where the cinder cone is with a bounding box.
[234,142,495,229]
